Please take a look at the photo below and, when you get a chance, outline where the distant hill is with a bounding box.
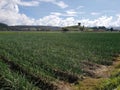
[10,25,62,31]
[0,22,120,31]
[0,23,62,31]
[0,23,10,31]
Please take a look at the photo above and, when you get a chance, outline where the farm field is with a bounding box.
[0,31,120,90]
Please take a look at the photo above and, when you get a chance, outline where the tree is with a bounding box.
[98,26,106,30]
[110,27,113,31]
[62,28,69,32]
[78,23,81,26]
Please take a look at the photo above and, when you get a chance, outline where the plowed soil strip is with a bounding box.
[35,61,80,84]
[0,47,79,84]
[52,69,79,84]
[0,55,58,90]
[78,55,120,90]
[81,61,110,78]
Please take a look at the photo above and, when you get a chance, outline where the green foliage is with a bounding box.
[0,60,40,90]
[95,77,120,90]
[62,27,69,32]
[116,85,120,90]
[0,32,120,89]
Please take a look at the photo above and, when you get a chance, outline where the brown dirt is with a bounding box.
[112,55,120,66]
[78,55,120,90]
[53,69,79,83]
[81,61,111,78]
[57,82,73,90]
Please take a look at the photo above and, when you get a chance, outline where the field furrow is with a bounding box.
[0,45,80,84]
[0,32,120,89]
[0,55,58,90]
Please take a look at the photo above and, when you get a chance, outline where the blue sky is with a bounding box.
[0,0,120,27]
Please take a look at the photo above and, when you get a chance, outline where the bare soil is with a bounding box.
[57,82,73,90]
[78,55,120,90]
[81,61,111,78]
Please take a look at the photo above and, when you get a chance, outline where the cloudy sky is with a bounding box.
[0,0,120,27]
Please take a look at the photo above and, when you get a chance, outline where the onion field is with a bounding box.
[0,31,120,90]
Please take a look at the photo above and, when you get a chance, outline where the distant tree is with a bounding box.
[78,23,81,26]
[62,28,69,32]
[110,27,113,31]
[98,26,106,30]
[91,26,98,31]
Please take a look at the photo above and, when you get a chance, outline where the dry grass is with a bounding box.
[75,54,120,90]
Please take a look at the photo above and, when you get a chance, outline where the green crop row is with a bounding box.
[0,31,120,89]
[0,59,40,90]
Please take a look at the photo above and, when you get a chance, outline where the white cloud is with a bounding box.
[39,0,68,8]
[55,1,68,8]
[111,14,120,27]
[76,6,84,9]
[37,15,120,27]
[0,0,120,27]
[18,0,39,6]
[0,0,19,13]
[61,17,76,26]
[65,9,77,16]
[51,9,77,17]
[0,0,35,25]
[79,16,113,27]
[91,12,101,16]
[51,12,62,16]
[36,15,61,26]
[36,15,76,26]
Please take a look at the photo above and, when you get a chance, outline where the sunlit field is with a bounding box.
[0,31,120,90]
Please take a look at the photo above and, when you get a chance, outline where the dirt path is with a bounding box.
[77,55,120,90]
